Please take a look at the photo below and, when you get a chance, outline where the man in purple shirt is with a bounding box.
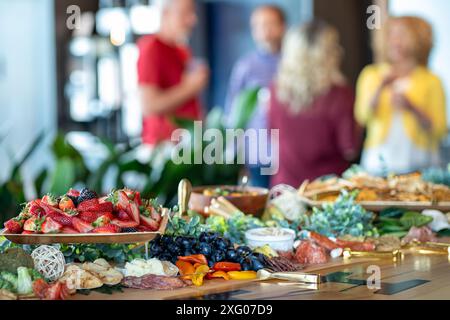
[225,5,286,188]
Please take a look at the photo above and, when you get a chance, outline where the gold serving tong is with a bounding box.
[343,248,402,260]
[257,269,320,284]
[405,240,450,255]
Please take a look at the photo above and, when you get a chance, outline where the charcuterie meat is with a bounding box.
[122,274,190,290]
[295,240,328,265]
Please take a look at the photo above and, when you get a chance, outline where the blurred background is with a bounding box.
[0,0,449,222]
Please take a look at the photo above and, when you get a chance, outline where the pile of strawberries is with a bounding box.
[3,188,163,235]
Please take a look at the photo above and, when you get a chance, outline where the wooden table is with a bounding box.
[72,252,450,300]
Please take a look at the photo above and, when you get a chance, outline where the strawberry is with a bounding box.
[21,230,35,235]
[59,196,75,211]
[67,188,80,197]
[4,218,23,234]
[33,279,69,300]
[77,198,99,212]
[111,219,139,228]
[116,210,130,221]
[72,217,94,233]
[92,213,114,228]
[40,202,65,216]
[117,191,130,211]
[128,201,140,223]
[25,200,44,217]
[24,216,45,232]
[97,201,113,212]
[150,207,162,223]
[78,211,100,223]
[42,194,59,207]
[61,226,79,234]
[91,224,121,234]
[124,189,142,206]
[47,213,74,227]
[40,217,63,234]
[139,214,159,231]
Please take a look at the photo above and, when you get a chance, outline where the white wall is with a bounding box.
[389,0,450,124]
[0,0,56,192]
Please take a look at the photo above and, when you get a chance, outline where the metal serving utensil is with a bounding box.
[177,179,192,217]
[257,269,320,284]
[343,248,402,260]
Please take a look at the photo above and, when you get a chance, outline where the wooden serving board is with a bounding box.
[72,257,376,300]
[300,196,450,212]
[1,210,169,245]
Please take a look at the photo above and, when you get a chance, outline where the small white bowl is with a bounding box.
[245,227,296,252]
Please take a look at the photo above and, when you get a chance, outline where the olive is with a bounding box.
[213,251,225,263]
[159,253,172,262]
[150,242,162,255]
[180,238,191,249]
[226,249,238,261]
[161,236,174,246]
[199,243,212,256]
[199,232,209,243]
[236,246,252,256]
[214,239,228,251]
[241,258,253,271]
[249,257,265,271]
[167,243,180,255]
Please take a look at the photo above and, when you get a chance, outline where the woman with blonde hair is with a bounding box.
[356,16,447,175]
[269,20,361,187]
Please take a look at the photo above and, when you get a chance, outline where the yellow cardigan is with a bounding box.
[355,64,447,151]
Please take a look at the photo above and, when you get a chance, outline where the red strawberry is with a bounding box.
[4,218,23,234]
[111,219,139,228]
[128,202,140,223]
[92,213,114,228]
[97,202,113,212]
[21,230,35,235]
[116,210,130,221]
[59,196,75,211]
[78,211,99,223]
[41,217,63,234]
[67,188,80,197]
[77,198,99,212]
[124,189,142,206]
[42,194,59,207]
[24,217,41,232]
[40,202,65,216]
[28,200,44,217]
[47,213,74,227]
[150,207,162,223]
[61,226,79,234]
[139,214,159,231]
[117,191,130,211]
[72,217,94,233]
[91,224,121,234]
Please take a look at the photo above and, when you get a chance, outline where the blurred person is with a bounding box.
[137,0,209,145]
[224,4,286,188]
[355,16,447,175]
[269,21,360,187]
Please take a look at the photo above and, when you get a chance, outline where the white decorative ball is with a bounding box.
[31,245,66,282]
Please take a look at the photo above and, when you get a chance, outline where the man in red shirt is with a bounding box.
[137,0,209,145]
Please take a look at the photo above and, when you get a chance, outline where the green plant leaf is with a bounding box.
[48,158,76,195]
[399,212,433,229]
[229,87,260,129]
